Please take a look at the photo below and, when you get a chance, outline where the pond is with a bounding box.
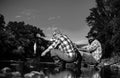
[18,66,120,78]
[0,61,120,78]
[30,67,120,78]
[4,66,120,78]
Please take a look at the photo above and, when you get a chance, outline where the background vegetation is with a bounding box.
[0,14,50,61]
[86,0,120,58]
[1,0,120,63]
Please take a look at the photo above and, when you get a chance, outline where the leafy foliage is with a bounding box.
[0,14,5,30]
[86,0,120,58]
[0,14,50,60]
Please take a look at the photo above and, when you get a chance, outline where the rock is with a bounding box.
[1,67,11,74]
[24,71,45,78]
[24,73,34,78]
[11,71,21,77]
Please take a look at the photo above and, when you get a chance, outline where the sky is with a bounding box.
[0,0,95,44]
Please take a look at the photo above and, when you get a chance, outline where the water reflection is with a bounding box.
[25,67,99,78]
[40,67,81,78]
[38,67,120,78]
[48,70,74,78]
[80,67,120,78]
[92,72,101,78]
[1,65,120,78]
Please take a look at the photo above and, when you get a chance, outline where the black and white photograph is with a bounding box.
[0,0,120,78]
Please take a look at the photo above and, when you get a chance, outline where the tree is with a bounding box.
[0,14,5,30]
[86,0,120,58]
[0,17,50,60]
[5,21,49,59]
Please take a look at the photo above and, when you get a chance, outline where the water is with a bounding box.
[1,61,120,78]
[23,66,120,78]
